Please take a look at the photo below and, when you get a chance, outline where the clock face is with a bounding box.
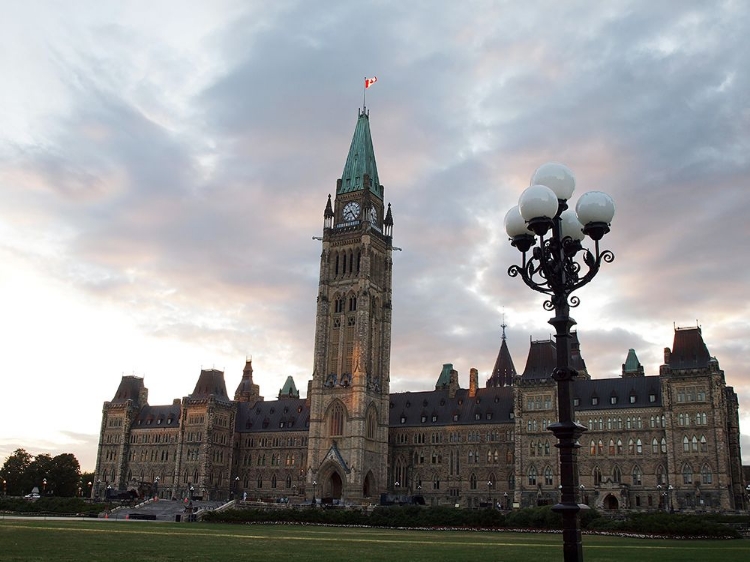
[343,201,361,221]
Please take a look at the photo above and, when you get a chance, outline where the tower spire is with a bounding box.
[339,109,383,199]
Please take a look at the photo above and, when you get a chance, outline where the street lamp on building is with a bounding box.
[505,162,615,562]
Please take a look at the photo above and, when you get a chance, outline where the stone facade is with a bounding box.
[94,109,744,511]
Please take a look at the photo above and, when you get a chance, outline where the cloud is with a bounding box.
[0,1,749,467]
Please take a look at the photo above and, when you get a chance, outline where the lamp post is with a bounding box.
[234,476,239,501]
[488,480,493,507]
[657,484,663,511]
[88,481,92,499]
[668,485,674,513]
[312,480,317,505]
[2,479,5,497]
[96,479,101,499]
[42,478,47,496]
[504,492,509,510]
[505,162,615,562]
[154,476,159,500]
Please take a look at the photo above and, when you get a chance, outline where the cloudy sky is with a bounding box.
[1,0,749,472]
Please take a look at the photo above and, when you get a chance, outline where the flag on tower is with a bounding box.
[365,76,378,89]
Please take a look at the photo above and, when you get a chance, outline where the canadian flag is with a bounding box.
[365,76,378,89]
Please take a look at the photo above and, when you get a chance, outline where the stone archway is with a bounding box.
[328,472,343,499]
[363,470,375,498]
[603,494,619,510]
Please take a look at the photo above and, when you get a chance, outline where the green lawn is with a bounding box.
[0,519,748,562]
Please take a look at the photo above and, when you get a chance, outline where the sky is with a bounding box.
[1,0,749,472]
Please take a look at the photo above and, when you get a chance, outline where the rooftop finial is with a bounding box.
[501,310,507,341]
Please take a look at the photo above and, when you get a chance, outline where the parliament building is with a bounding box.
[94,110,745,512]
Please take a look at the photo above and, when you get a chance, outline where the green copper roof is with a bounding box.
[624,349,640,372]
[436,363,453,387]
[279,376,299,397]
[338,109,383,199]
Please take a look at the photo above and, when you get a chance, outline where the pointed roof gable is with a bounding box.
[622,348,645,377]
[487,328,516,387]
[338,109,383,199]
[278,376,300,399]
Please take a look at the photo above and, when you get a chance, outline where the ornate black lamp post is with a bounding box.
[505,162,615,562]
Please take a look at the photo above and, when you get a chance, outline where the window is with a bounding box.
[632,466,642,486]
[590,441,596,455]
[613,465,622,483]
[629,394,637,404]
[609,440,615,455]
[528,466,537,486]
[470,473,477,490]
[682,464,693,485]
[649,393,656,403]
[661,438,667,453]
[617,439,623,455]
[701,464,712,485]
[636,439,643,454]
[329,402,345,436]
[652,438,658,454]
[628,439,635,455]
[591,396,599,405]
[700,435,707,453]
[598,440,604,455]
[691,436,698,452]
[683,436,689,452]
[593,467,602,486]
[610,396,617,405]
[573,398,580,406]
[544,466,553,486]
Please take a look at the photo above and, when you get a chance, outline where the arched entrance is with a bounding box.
[603,494,619,510]
[363,471,375,498]
[328,472,343,499]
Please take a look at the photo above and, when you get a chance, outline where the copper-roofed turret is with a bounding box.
[487,322,517,387]
[278,376,300,400]
[622,349,645,377]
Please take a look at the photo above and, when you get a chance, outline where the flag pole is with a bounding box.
[363,76,367,110]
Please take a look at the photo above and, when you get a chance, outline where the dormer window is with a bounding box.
[610,396,618,405]
[591,397,599,406]
[629,394,637,404]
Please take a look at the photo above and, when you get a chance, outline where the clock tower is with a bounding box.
[307,108,394,502]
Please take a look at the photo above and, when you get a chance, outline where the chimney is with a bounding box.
[469,368,479,398]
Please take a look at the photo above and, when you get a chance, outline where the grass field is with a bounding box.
[1,519,749,562]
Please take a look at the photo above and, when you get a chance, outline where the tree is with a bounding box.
[48,454,81,497]
[27,454,53,495]
[0,449,33,496]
